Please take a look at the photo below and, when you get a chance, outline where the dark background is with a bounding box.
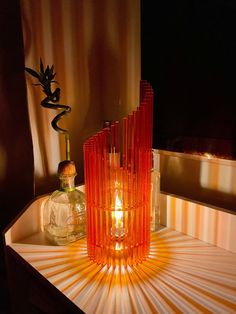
[0,0,34,312]
[141,0,236,159]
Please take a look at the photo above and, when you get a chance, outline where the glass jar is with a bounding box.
[151,150,161,231]
[43,160,86,245]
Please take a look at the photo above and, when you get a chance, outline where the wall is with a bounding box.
[0,0,34,237]
[0,1,34,312]
[20,0,141,195]
[160,193,236,253]
[156,149,236,252]
[156,150,236,212]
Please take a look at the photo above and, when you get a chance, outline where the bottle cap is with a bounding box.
[58,160,77,176]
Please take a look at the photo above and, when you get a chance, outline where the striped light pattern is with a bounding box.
[10,228,236,313]
[163,194,236,253]
[83,81,153,267]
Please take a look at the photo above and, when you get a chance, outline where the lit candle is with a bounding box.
[112,192,125,238]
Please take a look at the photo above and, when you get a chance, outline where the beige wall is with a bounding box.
[156,150,236,212]
[21,0,141,194]
[160,193,236,253]
[156,149,236,252]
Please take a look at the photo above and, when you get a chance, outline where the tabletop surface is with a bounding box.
[9,227,236,314]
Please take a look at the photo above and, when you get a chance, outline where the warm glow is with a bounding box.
[9,229,236,314]
[21,0,141,193]
[84,81,153,267]
[115,242,123,251]
[113,192,124,238]
[165,193,236,252]
[200,154,236,194]
[114,210,123,233]
[115,192,122,210]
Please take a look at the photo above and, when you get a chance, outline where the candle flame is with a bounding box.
[115,193,122,210]
[113,192,124,238]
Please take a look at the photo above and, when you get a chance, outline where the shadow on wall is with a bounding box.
[69,1,121,185]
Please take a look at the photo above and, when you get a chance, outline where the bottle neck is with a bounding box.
[59,175,76,192]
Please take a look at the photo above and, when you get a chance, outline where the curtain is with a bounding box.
[20,0,141,195]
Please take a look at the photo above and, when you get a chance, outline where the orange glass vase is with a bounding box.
[84,81,153,267]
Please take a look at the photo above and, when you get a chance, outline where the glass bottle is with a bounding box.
[43,160,86,245]
[151,150,161,231]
